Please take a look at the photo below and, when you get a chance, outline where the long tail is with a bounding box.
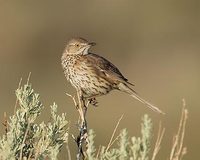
[118,83,165,114]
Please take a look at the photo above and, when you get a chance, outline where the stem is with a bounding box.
[19,122,30,160]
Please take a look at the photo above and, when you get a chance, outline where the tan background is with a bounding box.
[0,0,199,159]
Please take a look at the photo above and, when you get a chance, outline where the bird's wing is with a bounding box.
[85,53,134,86]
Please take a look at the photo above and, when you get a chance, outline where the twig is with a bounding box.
[66,90,88,160]
[66,92,78,108]
[96,145,101,159]
[109,134,120,148]
[2,112,8,137]
[176,109,188,159]
[77,121,87,160]
[66,92,84,160]
[176,100,187,156]
[106,114,124,152]
[19,122,30,160]
[66,143,72,160]
[14,77,22,114]
[66,90,90,160]
[169,99,188,160]
[76,90,85,123]
[151,122,165,160]
[19,73,31,160]
[66,126,72,160]
[71,134,77,142]
[26,72,31,85]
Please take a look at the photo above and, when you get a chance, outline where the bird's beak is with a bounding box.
[88,42,96,46]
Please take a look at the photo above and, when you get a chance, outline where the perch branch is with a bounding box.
[66,91,89,160]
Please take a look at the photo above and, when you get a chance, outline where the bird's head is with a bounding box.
[65,37,96,55]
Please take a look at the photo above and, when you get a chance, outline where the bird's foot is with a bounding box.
[89,98,98,107]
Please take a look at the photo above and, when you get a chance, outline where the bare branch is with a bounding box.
[151,122,165,160]
[65,92,78,108]
[169,99,188,160]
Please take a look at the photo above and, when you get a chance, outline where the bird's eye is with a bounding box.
[75,44,80,47]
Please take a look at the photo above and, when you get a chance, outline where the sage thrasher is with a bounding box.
[61,37,164,114]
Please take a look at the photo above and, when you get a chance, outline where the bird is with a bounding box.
[61,37,164,114]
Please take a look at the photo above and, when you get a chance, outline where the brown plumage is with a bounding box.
[61,37,164,114]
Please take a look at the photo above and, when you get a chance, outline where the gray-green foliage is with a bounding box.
[0,80,188,160]
[85,115,152,160]
[0,84,68,160]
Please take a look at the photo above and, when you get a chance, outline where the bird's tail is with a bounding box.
[118,83,165,114]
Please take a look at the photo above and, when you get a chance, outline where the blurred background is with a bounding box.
[0,0,199,159]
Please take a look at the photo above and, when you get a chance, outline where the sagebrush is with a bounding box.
[0,81,187,160]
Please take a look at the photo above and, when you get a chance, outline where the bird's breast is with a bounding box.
[61,55,113,98]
